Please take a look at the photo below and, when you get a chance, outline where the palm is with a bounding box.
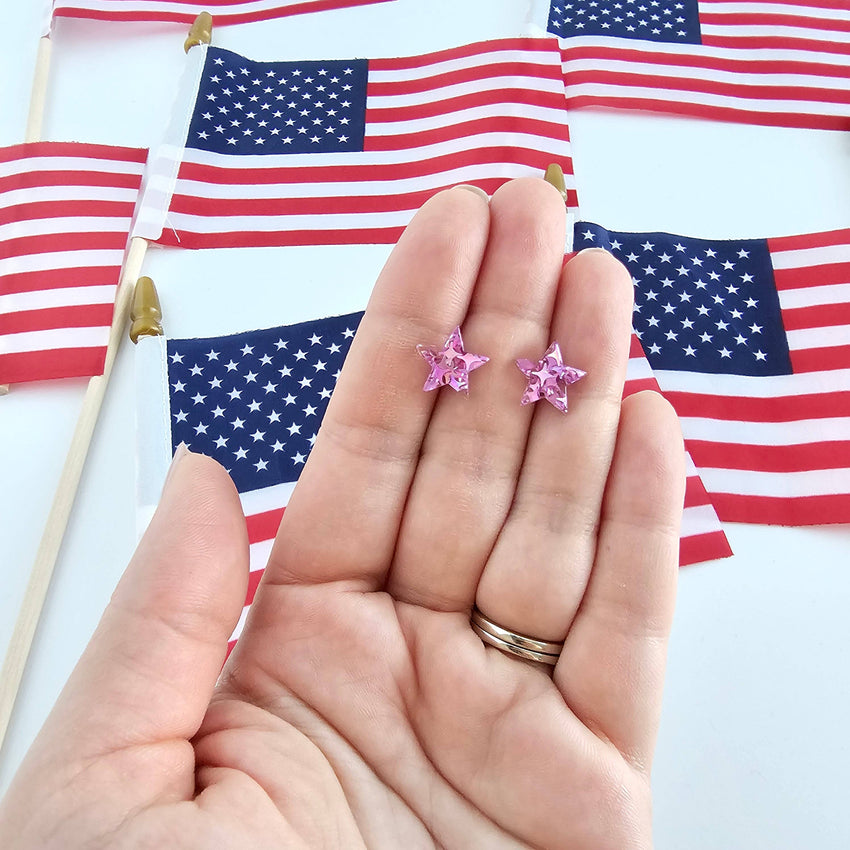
[0,180,684,850]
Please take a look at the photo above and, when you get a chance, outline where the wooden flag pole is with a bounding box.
[0,237,149,751]
[0,35,53,397]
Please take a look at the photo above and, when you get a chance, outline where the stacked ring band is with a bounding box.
[471,607,564,666]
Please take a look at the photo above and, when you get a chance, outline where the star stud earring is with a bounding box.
[516,342,585,413]
[417,326,489,394]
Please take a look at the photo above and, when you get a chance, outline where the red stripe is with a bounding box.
[773,261,850,291]
[703,34,850,56]
[679,531,733,566]
[789,344,850,372]
[0,141,147,164]
[562,66,850,107]
[701,10,850,35]
[54,0,391,25]
[0,346,106,385]
[0,266,120,295]
[0,169,143,195]
[664,388,850,422]
[561,95,850,132]
[244,568,265,606]
[365,116,571,152]
[712,491,850,525]
[0,231,129,260]
[702,0,850,11]
[782,301,850,331]
[0,303,113,336]
[685,475,714,507]
[769,228,850,253]
[560,43,850,78]
[685,438,850,474]
[0,199,137,227]
[246,507,285,546]
[623,376,659,397]
[370,39,558,73]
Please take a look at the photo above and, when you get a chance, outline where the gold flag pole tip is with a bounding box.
[184,12,213,52]
[130,277,164,343]
[543,164,568,203]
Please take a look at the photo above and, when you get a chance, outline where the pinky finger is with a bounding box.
[553,391,686,771]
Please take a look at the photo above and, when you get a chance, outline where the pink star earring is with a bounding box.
[516,342,585,413]
[417,326,489,394]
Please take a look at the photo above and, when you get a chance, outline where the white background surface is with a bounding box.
[1,2,849,848]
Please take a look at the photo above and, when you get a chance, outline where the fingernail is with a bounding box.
[163,442,191,492]
[575,247,609,256]
[455,184,489,201]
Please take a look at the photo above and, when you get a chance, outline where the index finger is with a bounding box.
[264,186,490,589]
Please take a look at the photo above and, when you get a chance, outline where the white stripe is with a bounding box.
[164,207,417,233]
[681,503,728,538]
[779,282,850,308]
[770,243,850,269]
[0,185,138,211]
[626,354,655,382]
[699,465,850,498]
[228,604,250,643]
[367,49,565,84]
[239,480,296,516]
[787,323,850,350]
[248,538,274,573]
[0,284,115,313]
[0,325,108,355]
[0,216,134,241]
[679,414,850,445]
[171,159,573,203]
[562,81,850,118]
[0,248,124,277]
[0,155,143,180]
[654,366,850,397]
[701,23,850,45]
[702,1,850,24]
[563,55,850,92]
[55,0,352,15]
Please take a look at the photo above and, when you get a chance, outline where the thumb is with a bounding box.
[29,445,248,763]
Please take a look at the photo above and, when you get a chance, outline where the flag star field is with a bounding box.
[188,48,369,157]
[576,223,792,377]
[548,0,702,44]
[167,312,362,493]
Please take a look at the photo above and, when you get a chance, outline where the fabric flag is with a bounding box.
[529,0,850,130]
[575,221,850,525]
[51,0,394,26]
[135,39,577,248]
[145,307,732,647]
[1,142,147,385]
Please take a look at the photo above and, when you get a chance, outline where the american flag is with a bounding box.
[532,0,850,130]
[164,308,732,646]
[166,312,358,645]
[51,0,394,26]
[576,222,850,525]
[0,142,146,386]
[136,39,577,248]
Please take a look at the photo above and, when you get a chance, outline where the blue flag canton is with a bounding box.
[576,223,793,377]
[548,0,702,44]
[188,47,369,156]
[167,312,363,493]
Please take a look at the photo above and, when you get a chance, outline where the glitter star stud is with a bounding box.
[417,326,489,394]
[516,342,585,413]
